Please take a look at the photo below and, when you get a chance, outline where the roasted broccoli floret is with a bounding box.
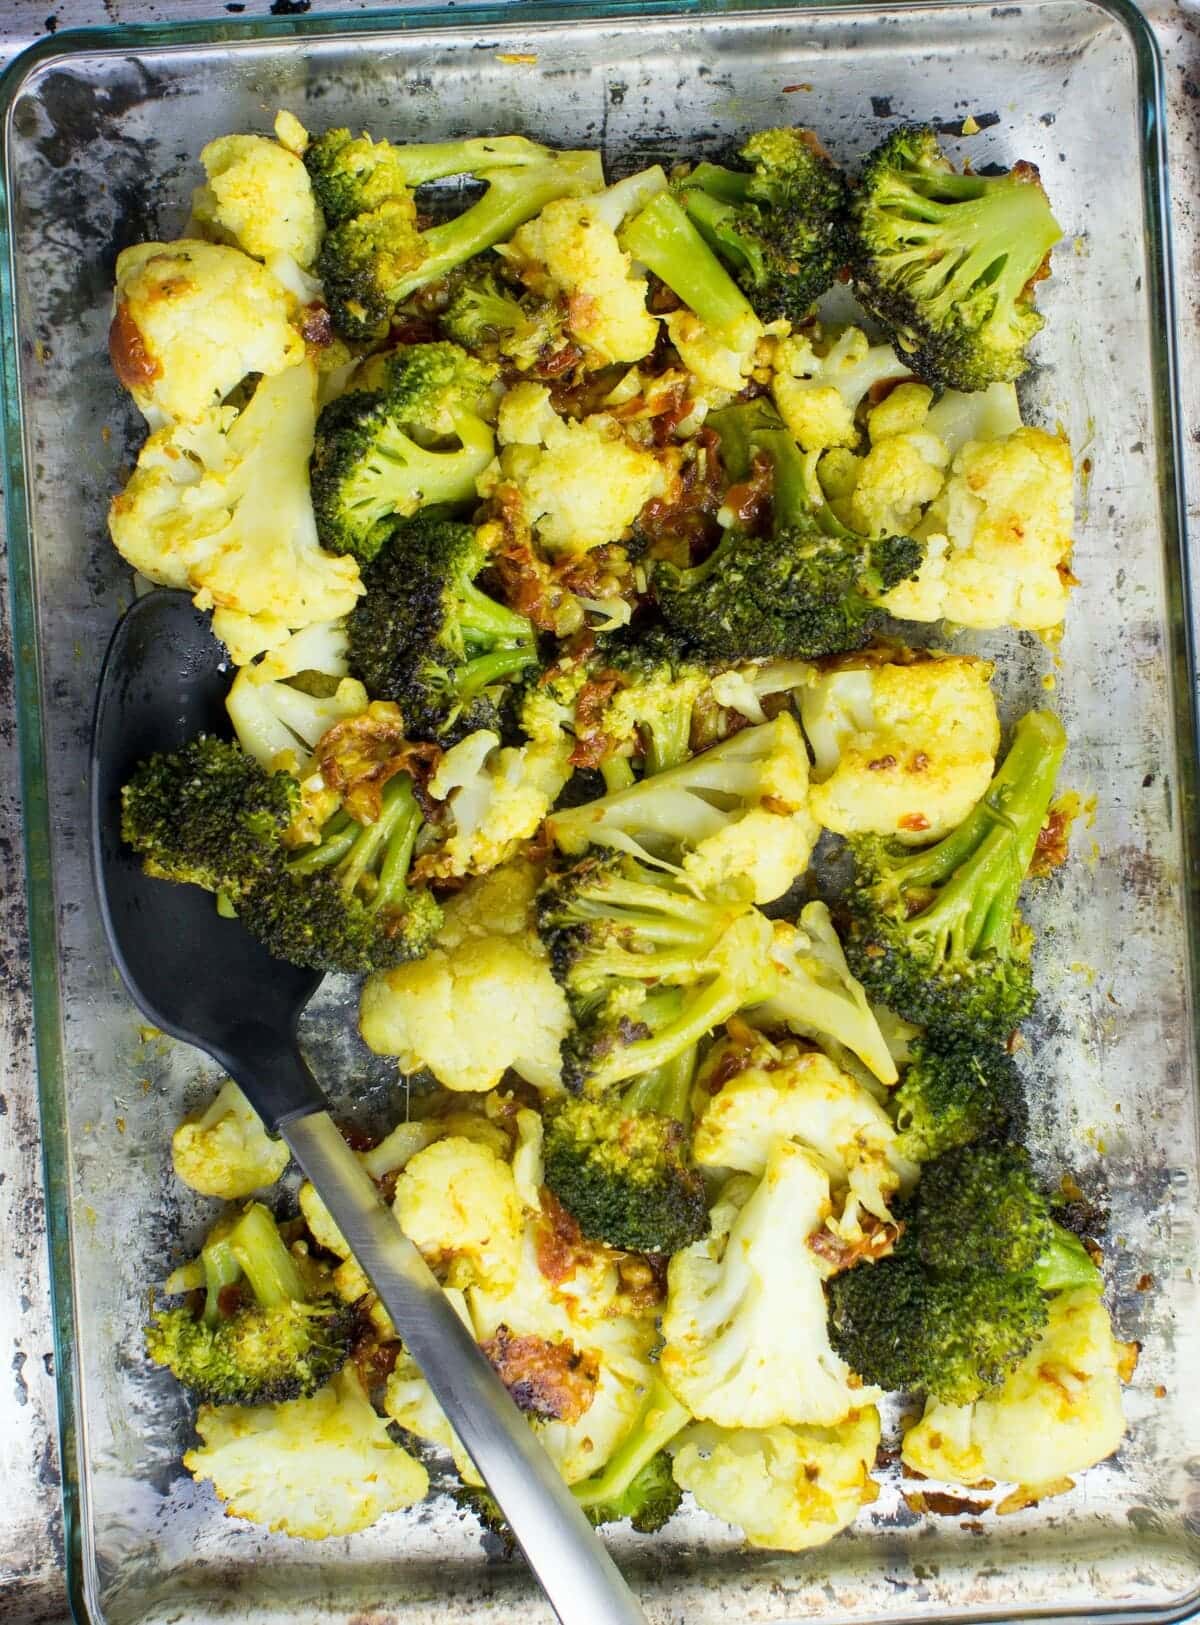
[891,1032,1028,1163]
[311,341,498,562]
[239,770,442,974]
[849,123,1063,391]
[346,512,536,743]
[145,1202,354,1405]
[571,1375,691,1531]
[439,261,567,371]
[543,1046,708,1254]
[842,708,1067,1041]
[653,398,923,662]
[827,1142,1100,1404]
[537,852,775,1091]
[620,188,763,353]
[121,735,297,900]
[305,130,603,338]
[680,126,849,323]
[581,626,717,776]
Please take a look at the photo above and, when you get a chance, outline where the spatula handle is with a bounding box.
[282,1108,649,1625]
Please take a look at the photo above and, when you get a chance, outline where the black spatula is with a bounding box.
[90,589,646,1625]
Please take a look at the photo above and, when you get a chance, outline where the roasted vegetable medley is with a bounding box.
[108,108,1133,1553]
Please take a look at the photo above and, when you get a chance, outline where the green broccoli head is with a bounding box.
[587,625,716,775]
[652,397,922,662]
[538,852,774,1091]
[582,1450,683,1533]
[440,261,568,372]
[850,123,1063,391]
[542,1047,708,1255]
[347,512,536,744]
[680,126,849,324]
[121,735,297,899]
[239,771,443,975]
[828,1140,1101,1404]
[892,1033,1029,1163]
[145,1202,354,1405]
[843,708,1067,1040]
[310,134,604,339]
[311,341,498,563]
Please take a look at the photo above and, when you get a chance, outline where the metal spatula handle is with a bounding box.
[283,1109,648,1625]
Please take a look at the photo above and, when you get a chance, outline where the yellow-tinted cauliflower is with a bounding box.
[882,427,1075,632]
[194,133,324,269]
[795,654,1000,842]
[110,239,304,424]
[481,383,668,557]
[902,1288,1130,1490]
[184,1367,428,1539]
[847,430,950,540]
[225,618,367,780]
[171,1078,290,1199]
[771,325,913,453]
[420,727,572,881]
[672,1407,880,1550]
[692,1038,916,1242]
[661,1140,879,1429]
[502,170,665,365]
[108,359,362,664]
[393,1136,525,1292]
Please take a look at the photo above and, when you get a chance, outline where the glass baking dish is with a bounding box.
[2,0,1198,1620]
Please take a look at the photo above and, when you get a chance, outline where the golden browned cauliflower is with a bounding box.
[795,653,1000,842]
[170,1078,289,1199]
[393,1136,525,1293]
[110,239,304,424]
[193,132,324,270]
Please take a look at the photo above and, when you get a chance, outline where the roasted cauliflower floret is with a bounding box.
[901,1288,1130,1490]
[661,1140,880,1429]
[847,430,950,539]
[671,1407,881,1551]
[359,932,570,1093]
[664,308,762,396]
[481,383,668,557]
[108,360,362,664]
[184,1367,428,1539]
[881,427,1075,631]
[170,1078,289,1199]
[771,325,914,453]
[692,1039,917,1241]
[795,654,1000,842]
[419,728,573,882]
[502,170,666,365]
[194,133,324,269]
[225,618,368,785]
[393,1137,525,1292]
[110,239,305,424]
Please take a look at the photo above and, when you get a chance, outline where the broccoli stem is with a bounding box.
[228,1203,308,1309]
[679,188,763,283]
[571,1375,690,1511]
[891,710,1067,957]
[620,191,761,351]
[1033,1222,1102,1294]
[643,702,694,777]
[685,163,754,205]
[456,577,536,650]
[599,976,765,1088]
[457,647,539,699]
[391,155,600,305]
[601,758,637,794]
[373,135,563,188]
[200,1237,242,1328]
[621,1044,696,1122]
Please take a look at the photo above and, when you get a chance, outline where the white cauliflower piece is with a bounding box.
[672,1407,880,1550]
[502,169,665,364]
[393,1137,525,1292]
[421,727,572,881]
[692,1040,917,1239]
[184,1367,428,1539]
[771,326,913,453]
[796,654,1000,842]
[483,383,668,557]
[359,937,569,1094]
[110,239,305,424]
[547,712,819,907]
[194,133,324,269]
[923,380,1023,455]
[225,618,367,777]
[848,430,950,539]
[902,1288,1131,1490]
[170,1077,289,1198]
[108,360,362,663]
[664,309,759,395]
[881,427,1075,631]
[661,1140,881,1428]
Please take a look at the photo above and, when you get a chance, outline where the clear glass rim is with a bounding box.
[0,2,1193,1621]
